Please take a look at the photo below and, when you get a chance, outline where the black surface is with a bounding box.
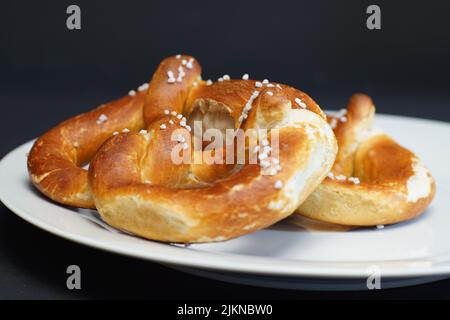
[1,0,450,299]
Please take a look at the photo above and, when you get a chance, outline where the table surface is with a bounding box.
[1,90,450,299]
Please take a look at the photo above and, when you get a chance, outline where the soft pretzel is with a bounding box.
[27,91,146,208]
[88,59,337,242]
[296,93,436,226]
[27,56,201,208]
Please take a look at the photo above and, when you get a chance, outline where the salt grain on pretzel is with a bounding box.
[186,58,194,69]
[274,180,283,189]
[96,114,108,124]
[295,98,307,109]
[138,83,149,92]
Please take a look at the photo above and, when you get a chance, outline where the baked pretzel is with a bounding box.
[27,91,146,208]
[88,60,337,243]
[296,93,436,226]
[27,55,337,242]
[27,56,200,208]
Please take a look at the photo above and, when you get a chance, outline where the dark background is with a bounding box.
[1,0,450,299]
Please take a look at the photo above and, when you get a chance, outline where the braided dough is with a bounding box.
[296,93,436,226]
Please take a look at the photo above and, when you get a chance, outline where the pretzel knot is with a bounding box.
[296,94,436,226]
[28,55,337,243]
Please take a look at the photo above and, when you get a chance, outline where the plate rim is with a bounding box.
[2,113,450,279]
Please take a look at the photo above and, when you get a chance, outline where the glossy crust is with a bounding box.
[27,92,146,208]
[88,60,337,242]
[296,93,436,226]
[27,55,199,208]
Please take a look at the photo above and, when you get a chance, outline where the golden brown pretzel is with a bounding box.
[296,93,436,226]
[88,63,337,242]
[27,92,146,208]
[27,55,201,208]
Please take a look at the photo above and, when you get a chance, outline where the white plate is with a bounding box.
[1,114,450,291]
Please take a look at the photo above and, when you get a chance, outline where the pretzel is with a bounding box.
[296,93,436,226]
[88,59,337,243]
[27,55,206,209]
[27,91,146,208]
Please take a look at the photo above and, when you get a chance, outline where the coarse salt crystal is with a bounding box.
[295,98,307,109]
[97,114,108,123]
[138,83,149,92]
[260,160,270,168]
[274,180,283,189]
[258,153,268,160]
[186,59,194,69]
